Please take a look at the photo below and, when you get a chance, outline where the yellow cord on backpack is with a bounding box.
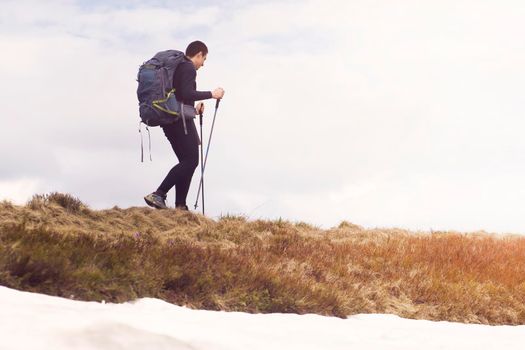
[152,89,180,116]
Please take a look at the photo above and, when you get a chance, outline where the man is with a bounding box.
[144,41,225,210]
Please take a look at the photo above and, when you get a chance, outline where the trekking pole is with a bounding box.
[194,99,221,212]
[198,110,205,215]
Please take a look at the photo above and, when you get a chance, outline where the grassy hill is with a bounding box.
[1,192,524,325]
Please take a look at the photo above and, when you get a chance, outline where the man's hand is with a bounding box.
[196,102,205,114]
[212,87,225,99]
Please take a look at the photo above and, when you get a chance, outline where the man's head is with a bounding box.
[186,40,208,70]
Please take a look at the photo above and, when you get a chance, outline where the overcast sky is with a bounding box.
[1,0,525,234]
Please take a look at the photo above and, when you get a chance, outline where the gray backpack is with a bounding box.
[136,50,193,161]
[136,50,186,126]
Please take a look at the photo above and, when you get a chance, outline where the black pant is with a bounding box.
[157,118,200,206]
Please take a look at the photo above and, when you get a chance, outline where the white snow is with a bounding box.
[1,286,524,350]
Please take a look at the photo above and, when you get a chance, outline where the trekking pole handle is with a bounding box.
[215,98,221,109]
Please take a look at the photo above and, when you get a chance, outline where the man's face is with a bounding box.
[195,52,207,70]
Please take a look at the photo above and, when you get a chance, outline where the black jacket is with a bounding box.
[173,56,212,107]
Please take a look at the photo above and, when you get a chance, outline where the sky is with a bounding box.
[2,286,525,349]
[1,0,525,233]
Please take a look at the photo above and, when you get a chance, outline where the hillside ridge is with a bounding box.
[1,192,524,325]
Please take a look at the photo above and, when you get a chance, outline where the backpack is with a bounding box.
[136,50,191,161]
[136,49,186,127]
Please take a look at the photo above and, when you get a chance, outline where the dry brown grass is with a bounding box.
[1,192,524,325]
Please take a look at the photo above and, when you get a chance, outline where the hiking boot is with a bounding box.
[175,204,189,211]
[144,192,168,209]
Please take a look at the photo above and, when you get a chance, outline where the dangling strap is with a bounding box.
[146,125,152,161]
[139,121,144,162]
[139,121,153,162]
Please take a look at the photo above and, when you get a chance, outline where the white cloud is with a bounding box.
[0,178,43,205]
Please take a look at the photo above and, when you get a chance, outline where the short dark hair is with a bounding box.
[186,41,208,57]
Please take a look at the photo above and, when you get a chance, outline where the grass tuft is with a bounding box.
[27,192,89,214]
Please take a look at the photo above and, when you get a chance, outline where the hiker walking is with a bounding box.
[142,41,225,210]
